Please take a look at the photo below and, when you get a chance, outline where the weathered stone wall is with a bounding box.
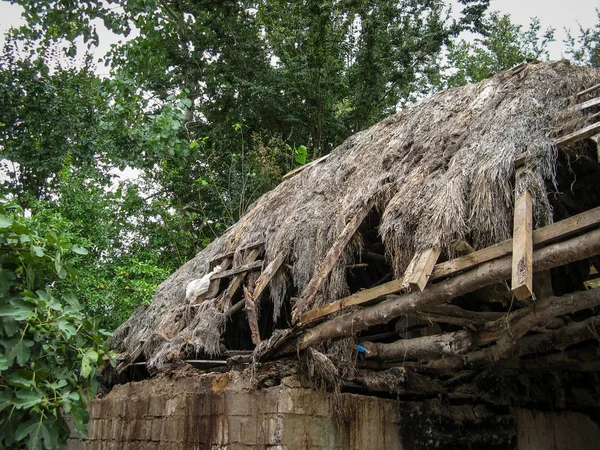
[84,370,402,449]
[81,369,600,450]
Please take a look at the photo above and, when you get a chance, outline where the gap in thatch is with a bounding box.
[224,290,254,351]
[546,141,600,296]
[348,208,392,293]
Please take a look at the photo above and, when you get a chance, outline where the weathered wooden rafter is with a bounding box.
[298,207,600,326]
[292,227,600,351]
[210,260,263,280]
[221,247,262,312]
[292,199,375,322]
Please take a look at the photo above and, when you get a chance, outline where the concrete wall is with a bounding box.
[83,371,402,450]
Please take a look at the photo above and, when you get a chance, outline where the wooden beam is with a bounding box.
[576,82,600,98]
[250,252,285,302]
[554,121,600,147]
[293,199,375,322]
[204,257,232,302]
[243,285,261,345]
[431,206,600,281]
[573,96,600,111]
[511,168,533,300]
[362,330,474,361]
[295,228,600,350]
[298,278,405,325]
[412,304,503,329]
[220,247,261,312]
[298,207,600,325]
[430,310,600,371]
[210,260,263,280]
[211,241,264,263]
[282,154,330,180]
[404,248,441,292]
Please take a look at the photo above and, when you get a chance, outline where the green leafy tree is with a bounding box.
[0,196,113,449]
[565,9,600,67]
[442,12,555,88]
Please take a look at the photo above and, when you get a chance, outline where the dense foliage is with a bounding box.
[0,196,112,449]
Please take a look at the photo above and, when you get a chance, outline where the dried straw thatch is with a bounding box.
[110,61,600,367]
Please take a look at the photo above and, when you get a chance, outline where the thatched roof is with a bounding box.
[110,60,600,367]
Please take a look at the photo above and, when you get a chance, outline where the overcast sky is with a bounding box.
[1,0,599,62]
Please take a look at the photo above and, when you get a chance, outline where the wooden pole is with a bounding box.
[294,228,600,350]
[511,167,533,300]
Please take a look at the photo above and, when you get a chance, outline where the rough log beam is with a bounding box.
[430,315,600,371]
[298,207,600,325]
[211,241,264,263]
[431,206,600,281]
[250,252,285,302]
[363,288,599,363]
[511,168,533,300]
[362,330,474,361]
[210,260,263,280]
[411,304,503,329]
[403,248,441,292]
[293,199,375,322]
[294,228,600,350]
[554,121,600,147]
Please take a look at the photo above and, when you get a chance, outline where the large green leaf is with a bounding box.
[3,338,35,366]
[6,371,36,388]
[0,214,14,229]
[80,350,98,378]
[13,389,43,409]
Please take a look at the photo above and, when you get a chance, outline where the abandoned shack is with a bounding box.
[83,60,600,449]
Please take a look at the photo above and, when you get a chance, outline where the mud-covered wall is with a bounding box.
[84,370,402,449]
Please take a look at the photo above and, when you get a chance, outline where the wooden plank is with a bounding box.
[220,247,261,312]
[250,252,285,302]
[282,154,330,180]
[298,278,404,325]
[554,121,600,147]
[405,248,441,292]
[573,96,600,111]
[431,206,600,281]
[298,207,600,325]
[293,199,375,322]
[511,186,533,300]
[205,257,232,301]
[210,260,263,280]
[243,286,261,345]
[400,251,422,290]
[211,241,265,263]
[576,82,600,98]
